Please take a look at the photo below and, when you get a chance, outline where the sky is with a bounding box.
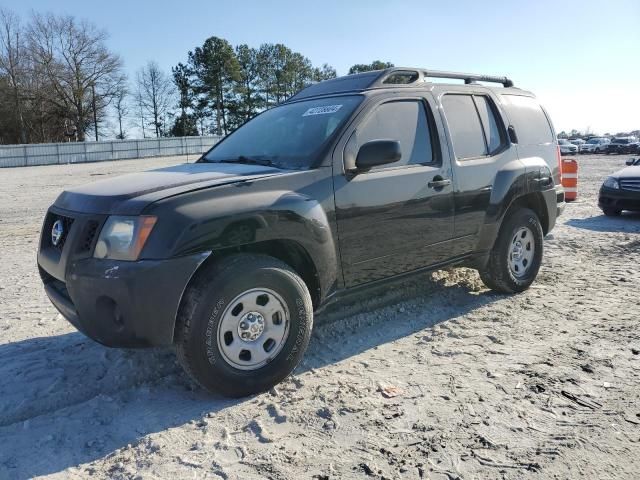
[4,0,640,135]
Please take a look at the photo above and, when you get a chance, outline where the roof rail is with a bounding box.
[418,69,514,88]
[286,67,515,102]
[373,68,514,88]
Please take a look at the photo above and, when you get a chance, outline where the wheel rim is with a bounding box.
[508,226,535,278]
[217,288,290,370]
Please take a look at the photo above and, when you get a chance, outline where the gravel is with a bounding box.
[0,154,638,479]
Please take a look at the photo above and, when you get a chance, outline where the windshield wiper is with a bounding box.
[220,155,276,167]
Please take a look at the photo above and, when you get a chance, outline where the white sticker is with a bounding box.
[302,105,343,116]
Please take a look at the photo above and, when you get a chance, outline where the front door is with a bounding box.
[333,96,455,287]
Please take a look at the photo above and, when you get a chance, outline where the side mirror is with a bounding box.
[355,140,401,170]
[626,158,636,166]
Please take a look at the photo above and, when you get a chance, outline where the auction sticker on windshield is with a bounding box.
[302,105,343,116]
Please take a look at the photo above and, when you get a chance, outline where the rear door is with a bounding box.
[436,88,517,254]
[332,94,455,287]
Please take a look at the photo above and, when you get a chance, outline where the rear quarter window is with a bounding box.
[501,95,554,145]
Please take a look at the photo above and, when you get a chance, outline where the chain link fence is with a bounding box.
[0,136,222,168]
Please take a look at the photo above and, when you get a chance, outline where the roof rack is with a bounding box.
[422,69,513,87]
[287,67,515,102]
[375,68,514,88]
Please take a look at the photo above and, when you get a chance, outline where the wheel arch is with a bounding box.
[508,192,550,234]
[172,239,322,344]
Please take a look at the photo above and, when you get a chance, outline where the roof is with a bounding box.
[287,67,516,102]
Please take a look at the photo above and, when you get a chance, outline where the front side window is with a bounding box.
[442,94,505,160]
[355,100,434,168]
[202,95,363,169]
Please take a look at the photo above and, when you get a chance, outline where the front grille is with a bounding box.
[79,220,99,253]
[620,178,640,192]
[44,212,74,251]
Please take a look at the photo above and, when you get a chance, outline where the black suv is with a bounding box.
[38,68,565,396]
[606,137,640,155]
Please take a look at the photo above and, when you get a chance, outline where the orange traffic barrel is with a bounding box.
[561,158,578,202]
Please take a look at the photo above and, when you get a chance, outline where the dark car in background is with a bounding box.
[606,137,640,155]
[599,158,640,215]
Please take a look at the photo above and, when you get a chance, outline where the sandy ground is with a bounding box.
[0,154,639,480]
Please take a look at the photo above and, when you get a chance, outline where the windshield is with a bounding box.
[558,139,569,144]
[202,95,363,169]
[587,138,600,144]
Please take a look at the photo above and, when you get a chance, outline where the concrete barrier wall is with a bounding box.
[0,136,222,168]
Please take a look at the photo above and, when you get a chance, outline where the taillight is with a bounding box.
[556,146,563,184]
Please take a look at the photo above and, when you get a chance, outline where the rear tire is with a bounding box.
[479,208,544,294]
[175,254,313,397]
[602,208,622,216]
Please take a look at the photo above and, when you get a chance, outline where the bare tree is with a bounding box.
[0,8,27,143]
[135,90,146,138]
[112,79,129,139]
[136,61,174,137]
[27,12,124,141]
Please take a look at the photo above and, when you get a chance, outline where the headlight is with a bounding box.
[94,216,157,261]
[603,177,619,190]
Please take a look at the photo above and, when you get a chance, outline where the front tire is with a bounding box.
[479,208,544,294]
[602,208,621,216]
[175,254,313,397]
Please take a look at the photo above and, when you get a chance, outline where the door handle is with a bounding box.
[428,177,452,189]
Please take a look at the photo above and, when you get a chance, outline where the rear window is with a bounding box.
[441,95,486,159]
[441,94,506,160]
[501,95,554,145]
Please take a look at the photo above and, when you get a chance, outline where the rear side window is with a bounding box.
[356,100,434,168]
[441,94,506,160]
[475,96,503,153]
[501,94,554,145]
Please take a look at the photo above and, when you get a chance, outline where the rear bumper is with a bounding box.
[542,187,562,232]
[599,187,640,212]
[40,253,209,347]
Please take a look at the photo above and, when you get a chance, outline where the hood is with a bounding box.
[613,165,640,179]
[54,162,285,215]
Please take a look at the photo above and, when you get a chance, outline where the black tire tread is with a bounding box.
[479,207,543,294]
[175,254,312,396]
[602,208,621,217]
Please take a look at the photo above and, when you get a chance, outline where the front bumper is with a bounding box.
[40,254,209,347]
[598,186,640,212]
[38,207,209,347]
